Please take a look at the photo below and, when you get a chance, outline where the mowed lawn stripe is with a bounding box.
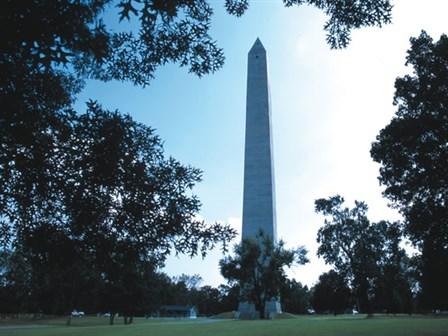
[1,315,447,336]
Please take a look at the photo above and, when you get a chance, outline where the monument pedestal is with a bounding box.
[238,300,282,319]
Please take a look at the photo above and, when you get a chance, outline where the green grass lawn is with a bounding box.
[1,315,448,336]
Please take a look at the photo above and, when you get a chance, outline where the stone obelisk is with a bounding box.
[238,38,281,319]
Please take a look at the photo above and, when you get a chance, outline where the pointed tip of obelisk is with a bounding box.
[249,37,266,54]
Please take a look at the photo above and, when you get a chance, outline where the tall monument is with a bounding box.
[239,38,281,318]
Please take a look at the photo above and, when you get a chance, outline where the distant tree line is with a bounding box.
[0,266,240,318]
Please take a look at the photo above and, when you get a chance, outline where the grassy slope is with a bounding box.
[1,315,448,336]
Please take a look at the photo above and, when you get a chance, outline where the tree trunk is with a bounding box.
[109,313,115,325]
[124,316,128,325]
[357,278,373,317]
[258,301,266,319]
[129,316,133,324]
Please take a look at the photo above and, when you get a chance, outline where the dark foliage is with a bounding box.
[1,0,239,317]
[315,196,413,314]
[1,0,224,87]
[371,31,448,311]
[225,0,249,17]
[0,103,235,316]
[373,222,413,314]
[311,270,351,314]
[220,231,308,319]
[315,196,381,314]
[227,0,392,48]
[280,279,311,314]
[218,284,240,314]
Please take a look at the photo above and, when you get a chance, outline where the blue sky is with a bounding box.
[74,0,448,288]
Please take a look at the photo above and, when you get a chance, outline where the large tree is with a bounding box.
[0,102,235,317]
[315,196,383,314]
[315,196,415,314]
[220,231,308,319]
[371,31,448,311]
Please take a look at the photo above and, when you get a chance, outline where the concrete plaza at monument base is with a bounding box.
[1,314,448,336]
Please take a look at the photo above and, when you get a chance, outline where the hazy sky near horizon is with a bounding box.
[74,0,448,288]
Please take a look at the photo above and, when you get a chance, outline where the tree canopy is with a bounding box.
[0,102,236,317]
[315,196,380,314]
[1,0,393,94]
[314,195,412,314]
[280,279,311,314]
[232,0,392,48]
[371,31,448,311]
[220,231,308,319]
[311,270,351,314]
